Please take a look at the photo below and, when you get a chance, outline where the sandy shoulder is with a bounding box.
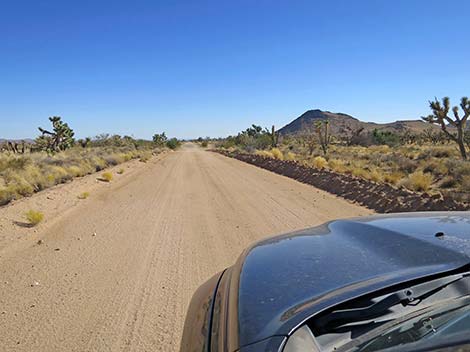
[0,151,169,257]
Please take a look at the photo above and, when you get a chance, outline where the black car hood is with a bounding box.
[236,212,470,349]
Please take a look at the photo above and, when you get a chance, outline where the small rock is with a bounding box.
[92,232,97,237]
[37,240,43,245]
[31,281,40,287]
[54,248,60,251]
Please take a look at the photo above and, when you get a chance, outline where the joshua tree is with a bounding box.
[305,134,316,155]
[270,125,279,147]
[315,120,331,155]
[342,126,365,146]
[78,137,91,148]
[36,116,75,153]
[422,97,470,159]
[153,132,167,147]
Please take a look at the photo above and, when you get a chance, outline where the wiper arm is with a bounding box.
[317,273,470,328]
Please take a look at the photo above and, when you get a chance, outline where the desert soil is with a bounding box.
[0,143,372,351]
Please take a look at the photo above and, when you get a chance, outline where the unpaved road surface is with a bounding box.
[0,144,371,351]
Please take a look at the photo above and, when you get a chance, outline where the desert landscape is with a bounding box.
[2,1,469,351]
[1,100,470,350]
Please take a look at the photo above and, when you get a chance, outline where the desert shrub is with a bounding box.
[77,191,90,199]
[271,148,284,160]
[139,152,151,163]
[403,171,433,192]
[285,152,296,161]
[6,175,35,196]
[453,163,470,178]
[3,156,31,172]
[67,165,83,177]
[312,156,328,169]
[100,172,113,182]
[201,141,208,147]
[397,157,417,174]
[432,148,452,158]
[460,175,470,191]
[383,172,404,185]
[166,138,181,150]
[372,130,401,147]
[422,160,448,177]
[369,169,382,182]
[351,168,370,179]
[25,210,44,226]
[328,159,347,173]
[255,150,274,158]
[105,153,125,166]
[88,156,107,171]
[0,187,14,206]
[117,168,125,174]
[440,176,457,189]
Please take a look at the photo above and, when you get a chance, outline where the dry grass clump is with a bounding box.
[403,171,433,192]
[100,172,113,182]
[270,148,284,160]
[459,175,470,191]
[368,169,382,183]
[25,209,44,226]
[383,172,404,185]
[255,150,274,158]
[77,192,90,199]
[422,159,448,177]
[351,167,370,179]
[312,156,327,169]
[0,187,15,206]
[139,151,152,163]
[117,168,125,174]
[285,152,296,161]
[328,159,347,173]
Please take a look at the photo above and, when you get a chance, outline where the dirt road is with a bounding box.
[0,144,371,351]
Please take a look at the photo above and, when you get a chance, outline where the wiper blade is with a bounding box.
[317,273,470,328]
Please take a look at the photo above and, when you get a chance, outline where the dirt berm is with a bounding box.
[216,150,469,213]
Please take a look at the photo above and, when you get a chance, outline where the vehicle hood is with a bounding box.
[236,212,470,349]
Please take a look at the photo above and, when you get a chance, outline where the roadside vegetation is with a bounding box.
[0,117,182,206]
[215,96,470,204]
[24,209,44,226]
[77,192,90,199]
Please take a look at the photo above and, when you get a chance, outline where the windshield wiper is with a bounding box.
[316,272,470,329]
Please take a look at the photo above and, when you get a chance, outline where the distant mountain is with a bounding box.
[0,138,34,144]
[277,109,438,136]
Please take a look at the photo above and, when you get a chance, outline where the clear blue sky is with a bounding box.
[1,0,469,139]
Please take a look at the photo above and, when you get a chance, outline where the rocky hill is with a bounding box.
[277,109,437,136]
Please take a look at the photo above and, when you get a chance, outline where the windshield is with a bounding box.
[308,270,470,352]
[352,298,470,351]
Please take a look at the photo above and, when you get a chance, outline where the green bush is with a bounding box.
[166,138,181,150]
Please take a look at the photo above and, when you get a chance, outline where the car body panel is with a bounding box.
[180,271,222,352]
[237,212,470,348]
[181,212,470,351]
